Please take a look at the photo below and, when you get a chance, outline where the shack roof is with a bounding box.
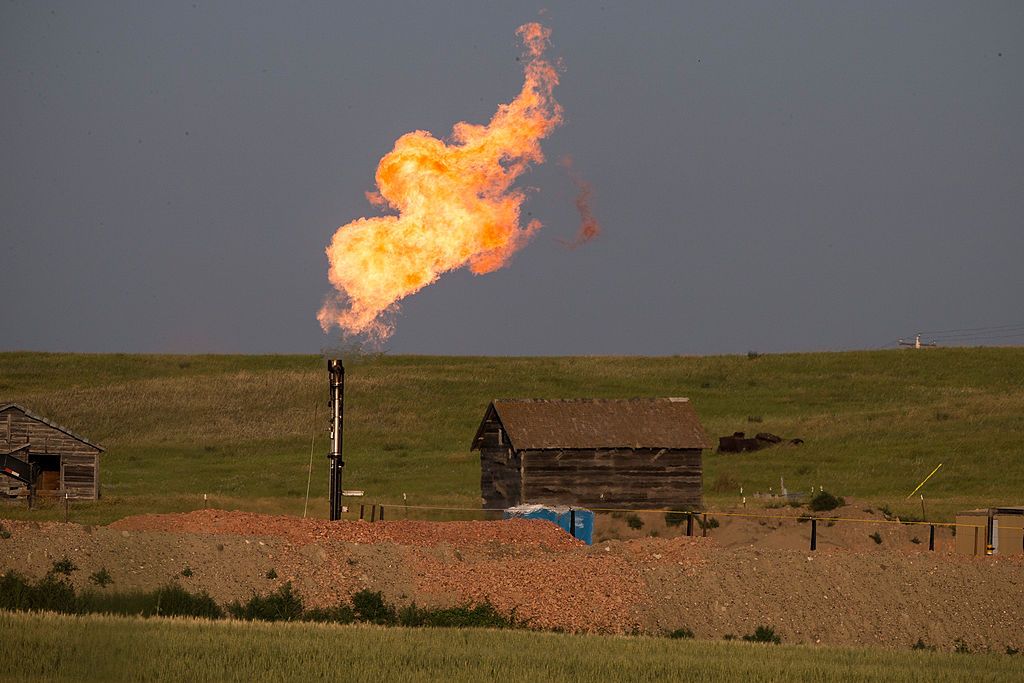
[471,398,710,451]
[0,403,105,452]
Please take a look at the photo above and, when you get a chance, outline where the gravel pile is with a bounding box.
[110,509,583,550]
[6,510,1022,647]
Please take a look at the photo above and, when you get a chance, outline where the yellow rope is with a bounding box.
[395,503,1023,532]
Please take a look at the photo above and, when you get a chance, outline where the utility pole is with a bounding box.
[898,333,937,349]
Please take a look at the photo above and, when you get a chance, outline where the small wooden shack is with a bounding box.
[471,398,709,511]
[0,403,104,500]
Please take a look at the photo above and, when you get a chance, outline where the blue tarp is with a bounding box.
[503,504,594,545]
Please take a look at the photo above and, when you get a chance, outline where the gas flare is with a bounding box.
[318,23,563,341]
[558,154,601,248]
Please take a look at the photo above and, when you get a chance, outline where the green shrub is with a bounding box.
[0,524,11,540]
[626,514,643,530]
[698,516,720,530]
[398,602,518,629]
[667,628,694,639]
[265,568,277,580]
[180,566,194,577]
[0,571,221,619]
[89,568,113,588]
[79,583,223,619]
[227,583,304,622]
[0,571,77,613]
[953,639,970,654]
[664,511,689,527]
[912,638,935,651]
[350,590,397,625]
[809,491,844,512]
[50,557,77,576]
[742,626,781,644]
[152,584,223,619]
[869,531,883,545]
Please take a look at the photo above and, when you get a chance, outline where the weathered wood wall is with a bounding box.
[477,417,522,509]
[1,409,100,456]
[480,447,522,510]
[521,448,703,510]
[61,454,100,499]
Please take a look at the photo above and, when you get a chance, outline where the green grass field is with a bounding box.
[1,349,1022,523]
[2,611,1019,682]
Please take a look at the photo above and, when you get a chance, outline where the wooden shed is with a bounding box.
[0,404,104,500]
[471,398,709,511]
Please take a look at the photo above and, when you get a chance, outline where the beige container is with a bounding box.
[955,507,1024,555]
[955,510,990,555]
[995,508,1024,555]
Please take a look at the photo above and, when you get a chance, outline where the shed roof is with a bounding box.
[471,398,710,451]
[0,403,105,452]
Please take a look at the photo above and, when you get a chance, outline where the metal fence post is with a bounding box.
[379,504,385,521]
[810,517,817,551]
[929,524,935,551]
[686,512,693,537]
[702,513,708,538]
[359,504,365,521]
[370,504,376,523]
[570,508,576,539]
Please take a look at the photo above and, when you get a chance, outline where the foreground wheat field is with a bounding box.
[2,611,1020,683]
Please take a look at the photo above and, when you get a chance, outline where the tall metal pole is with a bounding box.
[327,359,345,521]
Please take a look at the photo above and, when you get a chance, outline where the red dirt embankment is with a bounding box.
[2,509,1021,651]
[110,510,582,549]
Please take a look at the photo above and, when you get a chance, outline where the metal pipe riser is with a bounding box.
[327,359,345,521]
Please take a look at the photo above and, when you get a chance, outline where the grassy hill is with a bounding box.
[1,349,1021,523]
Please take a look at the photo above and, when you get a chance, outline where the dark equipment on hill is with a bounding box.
[717,431,803,453]
[327,359,345,521]
[1,444,37,487]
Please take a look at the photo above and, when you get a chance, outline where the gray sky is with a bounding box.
[2,1,1021,355]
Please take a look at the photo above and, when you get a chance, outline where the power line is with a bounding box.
[918,322,1024,335]
[931,331,1024,343]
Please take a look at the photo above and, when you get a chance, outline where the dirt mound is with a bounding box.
[3,510,1022,650]
[110,509,582,550]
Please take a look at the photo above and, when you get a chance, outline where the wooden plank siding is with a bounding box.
[61,454,99,500]
[1,414,99,456]
[480,447,523,510]
[521,448,702,510]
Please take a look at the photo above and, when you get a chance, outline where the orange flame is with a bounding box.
[318,23,562,340]
[558,155,601,248]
